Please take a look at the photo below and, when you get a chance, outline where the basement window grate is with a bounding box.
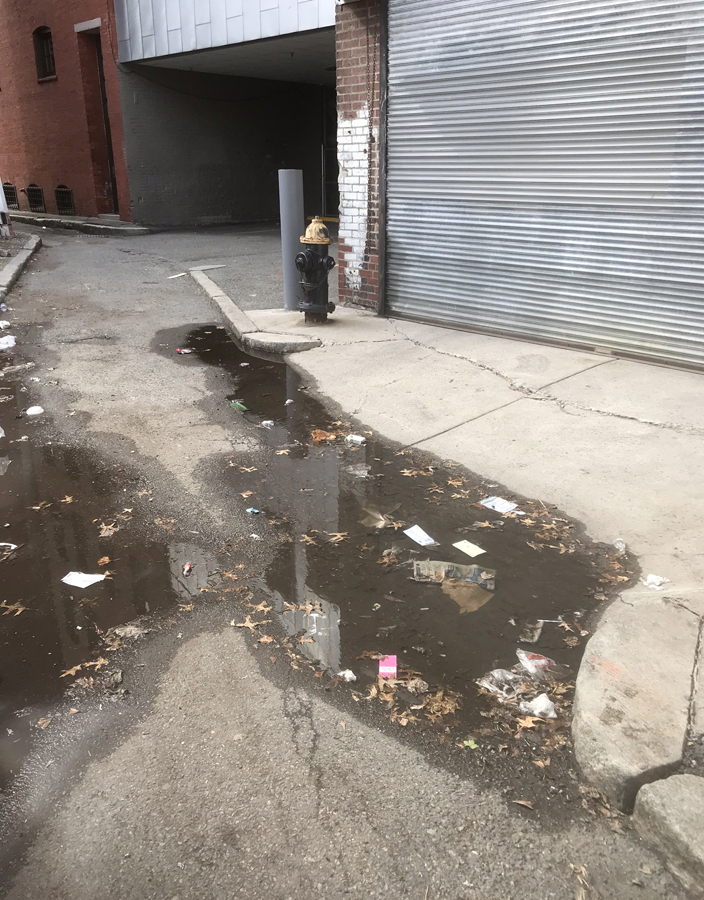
[2,183,18,210]
[26,184,46,213]
[55,185,74,216]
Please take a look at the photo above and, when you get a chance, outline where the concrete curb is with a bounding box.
[0,234,42,302]
[10,213,150,236]
[189,270,321,354]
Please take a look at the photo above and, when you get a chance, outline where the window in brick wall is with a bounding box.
[55,186,74,216]
[26,184,46,213]
[2,184,19,210]
[33,27,56,80]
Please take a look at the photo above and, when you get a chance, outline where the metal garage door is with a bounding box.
[385,0,704,368]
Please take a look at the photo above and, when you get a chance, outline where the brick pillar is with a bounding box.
[336,0,382,311]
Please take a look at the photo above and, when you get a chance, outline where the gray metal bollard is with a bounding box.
[278,169,305,311]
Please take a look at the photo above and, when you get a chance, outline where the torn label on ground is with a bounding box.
[412,560,495,591]
[452,539,486,558]
[403,525,439,547]
[479,496,518,514]
[61,572,106,589]
[379,655,397,679]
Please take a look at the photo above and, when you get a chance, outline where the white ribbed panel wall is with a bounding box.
[114,0,335,61]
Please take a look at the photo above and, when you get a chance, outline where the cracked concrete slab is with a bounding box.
[415,397,704,590]
[392,319,607,392]
[633,775,704,898]
[572,596,700,812]
[290,339,519,447]
[541,359,704,433]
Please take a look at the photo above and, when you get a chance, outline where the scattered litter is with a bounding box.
[240,362,250,367]
[640,573,669,590]
[362,504,400,529]
[0,457,10,476]
[379,655,397,679]
[246,508,260,514]
[519,693,557,719]
[251,534,262,540]
[231,400,247,411]
[112,624,148,639]
[613,538,627,553]
[403,525,439,547]
[412,560,495,591]
[477,668,524,697]
[284,398,294,406]
[452,539,486,558]
[26,406,44,416]
[261,420,275,429]
[176,348,193,354]
[479,496,518,514]
[29,377,40,382]
[516,649,569,682]
[338,669,357,682]
[167,273,187,279]
[463,738,478,750]
[182,563,193,576]
[311,429,336,443]
[519,621,544,644]
[345,434,366,446]
[0,426,4,439]
[61,572,106,589]
[0,321,10,330]
[345,463,371,479]
[0,362,34,377]
[0,335,17,350]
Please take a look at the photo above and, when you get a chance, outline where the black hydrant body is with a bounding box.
[295,216,336,324]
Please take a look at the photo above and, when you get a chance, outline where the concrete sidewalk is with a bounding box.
[192,278,704,892]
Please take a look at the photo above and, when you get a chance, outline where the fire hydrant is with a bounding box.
[295,216,336,324]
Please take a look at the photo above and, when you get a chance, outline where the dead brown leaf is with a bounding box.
[36,718,51,729]
[311,429,337,443]
[60,495,74,504]
[60,665,83,678]
[512,800,534,810]
[97,556,111,567]
[258,635,275,644]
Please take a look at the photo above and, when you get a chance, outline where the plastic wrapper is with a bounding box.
[516,649,569,682]
[519,692,557,719]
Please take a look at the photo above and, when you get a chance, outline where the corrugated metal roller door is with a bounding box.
[385,0,704,368]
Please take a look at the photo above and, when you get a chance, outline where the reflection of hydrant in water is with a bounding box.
[295,216,336,324]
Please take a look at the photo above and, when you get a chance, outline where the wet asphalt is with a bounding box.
[0,226,683,900]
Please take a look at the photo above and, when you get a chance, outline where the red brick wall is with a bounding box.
[0,0,131,220]
[336,0,382,311]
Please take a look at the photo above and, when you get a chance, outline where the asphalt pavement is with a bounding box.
[0,224,692,900]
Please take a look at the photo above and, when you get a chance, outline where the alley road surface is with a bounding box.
[0,226,684,900]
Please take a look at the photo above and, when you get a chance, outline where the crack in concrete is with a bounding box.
[390,319,534,393]
[532,392,704,436]
[687,616,704,740]
[390,320,703,436]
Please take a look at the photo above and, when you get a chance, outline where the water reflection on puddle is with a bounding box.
[187,327,629,734]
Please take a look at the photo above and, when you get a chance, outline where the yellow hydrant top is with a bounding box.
[301,216,333,245]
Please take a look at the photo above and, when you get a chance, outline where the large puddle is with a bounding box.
[187,326,634,748]
[0,362,213,790]
[0,324,635,792]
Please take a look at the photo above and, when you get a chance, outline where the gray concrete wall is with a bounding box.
[118,64,325,227]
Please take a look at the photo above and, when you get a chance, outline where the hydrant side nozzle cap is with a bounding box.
[301,216,333,245]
